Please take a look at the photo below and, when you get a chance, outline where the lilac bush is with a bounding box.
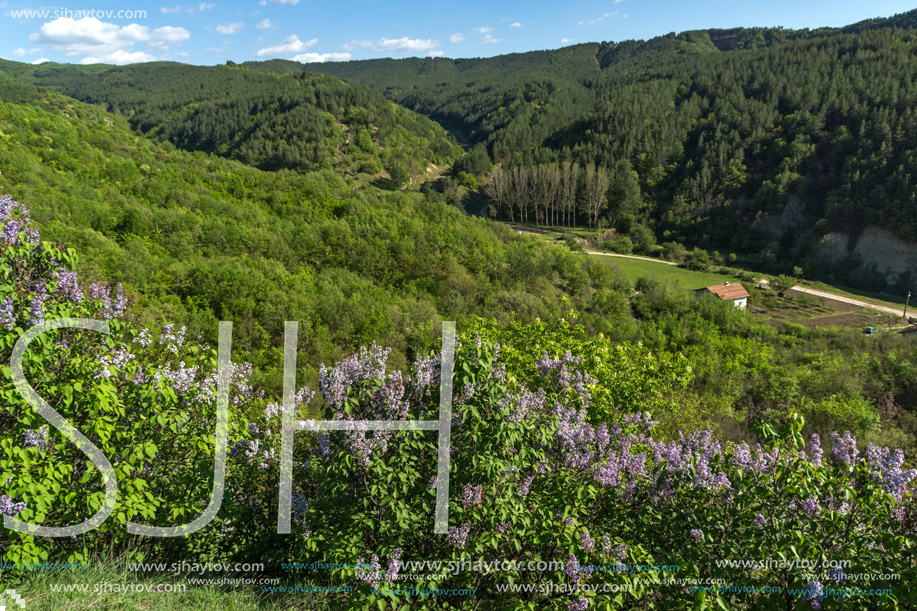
[0,194,259,570]
[281,324,917,610]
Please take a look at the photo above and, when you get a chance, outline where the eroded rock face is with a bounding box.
[816,226,917,284]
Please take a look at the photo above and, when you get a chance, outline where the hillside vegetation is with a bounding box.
[3,13,917,609]
[0,71,623,392]
[284,11,917,291]
[10,60,460,179]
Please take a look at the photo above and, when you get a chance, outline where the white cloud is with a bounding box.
[291,51,351,63]
[12,47,26,56]
[345,37,438,54]
[205,46,223,52]
[614,0,624,3]
[174,51,189,56]
[480,34,502,45]
[31,57,51,64]
[509,22,521,28]
[160,6,181,14]
[269,0,299,4]
[30,17,190,64]
[561,38,572,43]
[192,2,215,12]
[475,26,493,34]
[579,11,618,26]
[255,18,275,29]
[215,22,243,34]
[448,32,465,44]
[256,34,316,57]
[373,37,437,52]
[427,50,444,57]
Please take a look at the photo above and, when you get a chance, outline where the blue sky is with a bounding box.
[1,0,914,65]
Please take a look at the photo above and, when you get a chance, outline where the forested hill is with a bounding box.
[259,9,917,291]
[0,70,627,394]
[6,61,460,180]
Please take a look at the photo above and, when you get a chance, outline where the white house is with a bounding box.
[693,282,750,310]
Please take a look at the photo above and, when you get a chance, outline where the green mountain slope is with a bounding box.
[0,73,629,392]
[260,10,917,290]
[10,60,460,180]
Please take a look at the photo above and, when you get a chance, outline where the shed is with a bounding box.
[694,282,750,310]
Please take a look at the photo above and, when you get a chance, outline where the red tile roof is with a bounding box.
[697,283,750,301]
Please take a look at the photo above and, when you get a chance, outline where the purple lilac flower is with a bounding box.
[411,354,439,397]
[623,411,659,433]
[496,521,511,534]
[54,270,83,304]
[384,548,402,583]
[565,554,581,584]
[291,491,309,527]
[690,529,704,542]
[831,431,859,465]
[518,474,535,497]
[581,530,594,554]
[802,498,820,517]
[865,445,917,497]
[317,343,411,467]
[567,597,589,611]
[600,535,613,554]
[537,350,597,406]
[22,425,50,450]
[29,283,46,326]
[448,523,471,548]
[806,434,823,466]
[501,388,545,424]
[0,194,32,247]
[803,580,824,609]
[159,322,186,354]
[357,554,383,588]
[265,386,315,420]
[461,484,484,508]
[754,514,767,529]
[0,296,15,331]
[731,443,752,469]
[89,282,129,319]
[0,495,26,517]
[828,567,845,584]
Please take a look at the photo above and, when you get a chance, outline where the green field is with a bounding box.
[589,254,742,289]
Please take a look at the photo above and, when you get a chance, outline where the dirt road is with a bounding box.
[583,250,678,265]
[785,285,904,318]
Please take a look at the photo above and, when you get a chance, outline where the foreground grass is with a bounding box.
[1,559,337,611]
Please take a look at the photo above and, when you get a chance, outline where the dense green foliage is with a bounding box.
[16,61,460,177]
[4,13,917,607]
[283,11,917,289]
[9,10,917,289]
[0,75,627,394]
[3,228,916,609]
